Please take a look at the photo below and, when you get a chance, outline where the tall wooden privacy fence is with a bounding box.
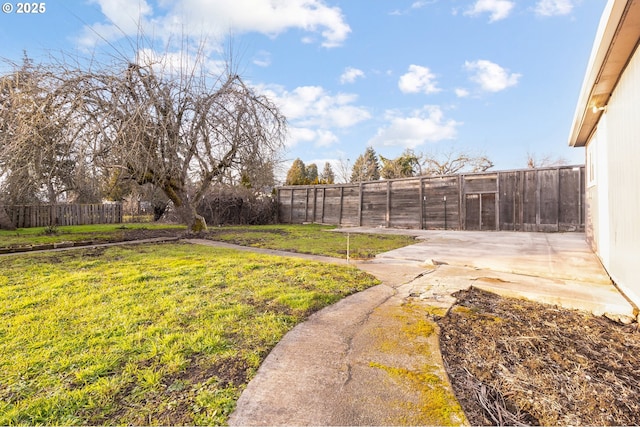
[5,203,122,228]
[277,166,585,232]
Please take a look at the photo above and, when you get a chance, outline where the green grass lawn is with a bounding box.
[0,223,417,260]
[0,223,186,248]
[0,243,379,425]
[206,224,417,259]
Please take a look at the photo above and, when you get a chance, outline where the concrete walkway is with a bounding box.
[227,229,636,426]
[352,229,635,320]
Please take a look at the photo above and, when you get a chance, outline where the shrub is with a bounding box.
[198,186,277,226]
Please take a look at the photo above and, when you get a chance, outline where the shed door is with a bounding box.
[465,193,496,230]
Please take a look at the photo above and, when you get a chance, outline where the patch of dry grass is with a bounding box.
[438,287,640,426]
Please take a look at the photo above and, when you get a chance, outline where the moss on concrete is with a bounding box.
[367,302,468,426]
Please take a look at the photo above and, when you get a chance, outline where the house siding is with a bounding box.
[588,43,640,305]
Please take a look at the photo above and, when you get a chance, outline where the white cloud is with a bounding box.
[253,50,272,67]
[411,1,433,9]
[286,127,338,148]
[369,106,460,149]
[262,85,371,128]
[464,59,521,92]
[398,65,440,95]
[455,88,470,98]
[135,47,226,77]
[258,84,370,149]
[315,129,340,147]
[285,127,338,148]
[340,67,365,84]
[287,127,316,148]
[465,0,515,22]
[534,0,575,16]
[390,0,435,15]
[89,0,152,32]
[79,0,351,49]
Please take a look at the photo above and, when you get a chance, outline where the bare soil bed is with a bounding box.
[118,227,183,241]
[438,287,640,426]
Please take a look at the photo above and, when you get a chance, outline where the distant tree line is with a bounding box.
[285,159,335,185]
[285,146,495,185]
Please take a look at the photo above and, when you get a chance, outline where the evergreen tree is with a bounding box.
[320,162,335,184]
[350,147,380,182]
[306,163,319,184]
[285,158,308,185]
[380,149,419,179]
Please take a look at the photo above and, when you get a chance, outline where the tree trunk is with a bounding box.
[47,182,59,226]
[167,186,207,234]
[175,204,207,234]
[0,206,16,230]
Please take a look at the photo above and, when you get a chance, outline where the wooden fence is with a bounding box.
[5,203,123,228]
[277,165,585,232]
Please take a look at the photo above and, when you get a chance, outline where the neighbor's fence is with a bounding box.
[277,165,585,232]
[5,203,123,228]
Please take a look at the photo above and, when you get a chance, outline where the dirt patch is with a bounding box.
[438,287,640,426]
[119,227,184,241]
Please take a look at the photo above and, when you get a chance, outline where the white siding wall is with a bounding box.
[593,44,640,305]
[586,124,611,267]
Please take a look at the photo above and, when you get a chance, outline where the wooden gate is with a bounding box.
[464,193,497,230]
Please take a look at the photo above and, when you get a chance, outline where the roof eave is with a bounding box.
[568,0,640,148]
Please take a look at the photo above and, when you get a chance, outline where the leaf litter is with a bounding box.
[438,287,640,426]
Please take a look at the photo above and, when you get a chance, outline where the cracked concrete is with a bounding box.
[227,282,400,425]
[228,267,466,426]
[219,229,636,425]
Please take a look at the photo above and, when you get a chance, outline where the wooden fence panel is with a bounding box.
[321,187,341,224]
[539,169,560,230]
[558,167,583,231]
[463,174,498,193]
[389,179,421,229]
[291,189,307,223]
[340,186,360,226]
[5,204,122,228]
[277,188,293,223]
[361,182,387,227]
[423,177,460,230]
[276,166,585,232]
[522,170,538,230]
[465,194,481,230]
[498,171,519,231]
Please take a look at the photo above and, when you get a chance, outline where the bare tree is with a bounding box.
[73,52,286,232]
[335,156,351,184]
[526,152,568,169]
[0,55,99,225]
[417,148,494,176]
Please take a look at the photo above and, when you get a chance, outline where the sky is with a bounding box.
[0,0,607,182]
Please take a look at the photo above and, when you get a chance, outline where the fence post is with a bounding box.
[386,180,391,228]
[358,182,363,226]
[459,175,465,230]
[339,186,344,225]
[312,187,317,223]
[535,169,541,230]
[289,190,294,224]
[321,188,326,224]
[496,173,501,231]
[419,177,424,230]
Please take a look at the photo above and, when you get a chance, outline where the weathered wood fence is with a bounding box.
[5,203,123,228]
[277,165,585,232]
